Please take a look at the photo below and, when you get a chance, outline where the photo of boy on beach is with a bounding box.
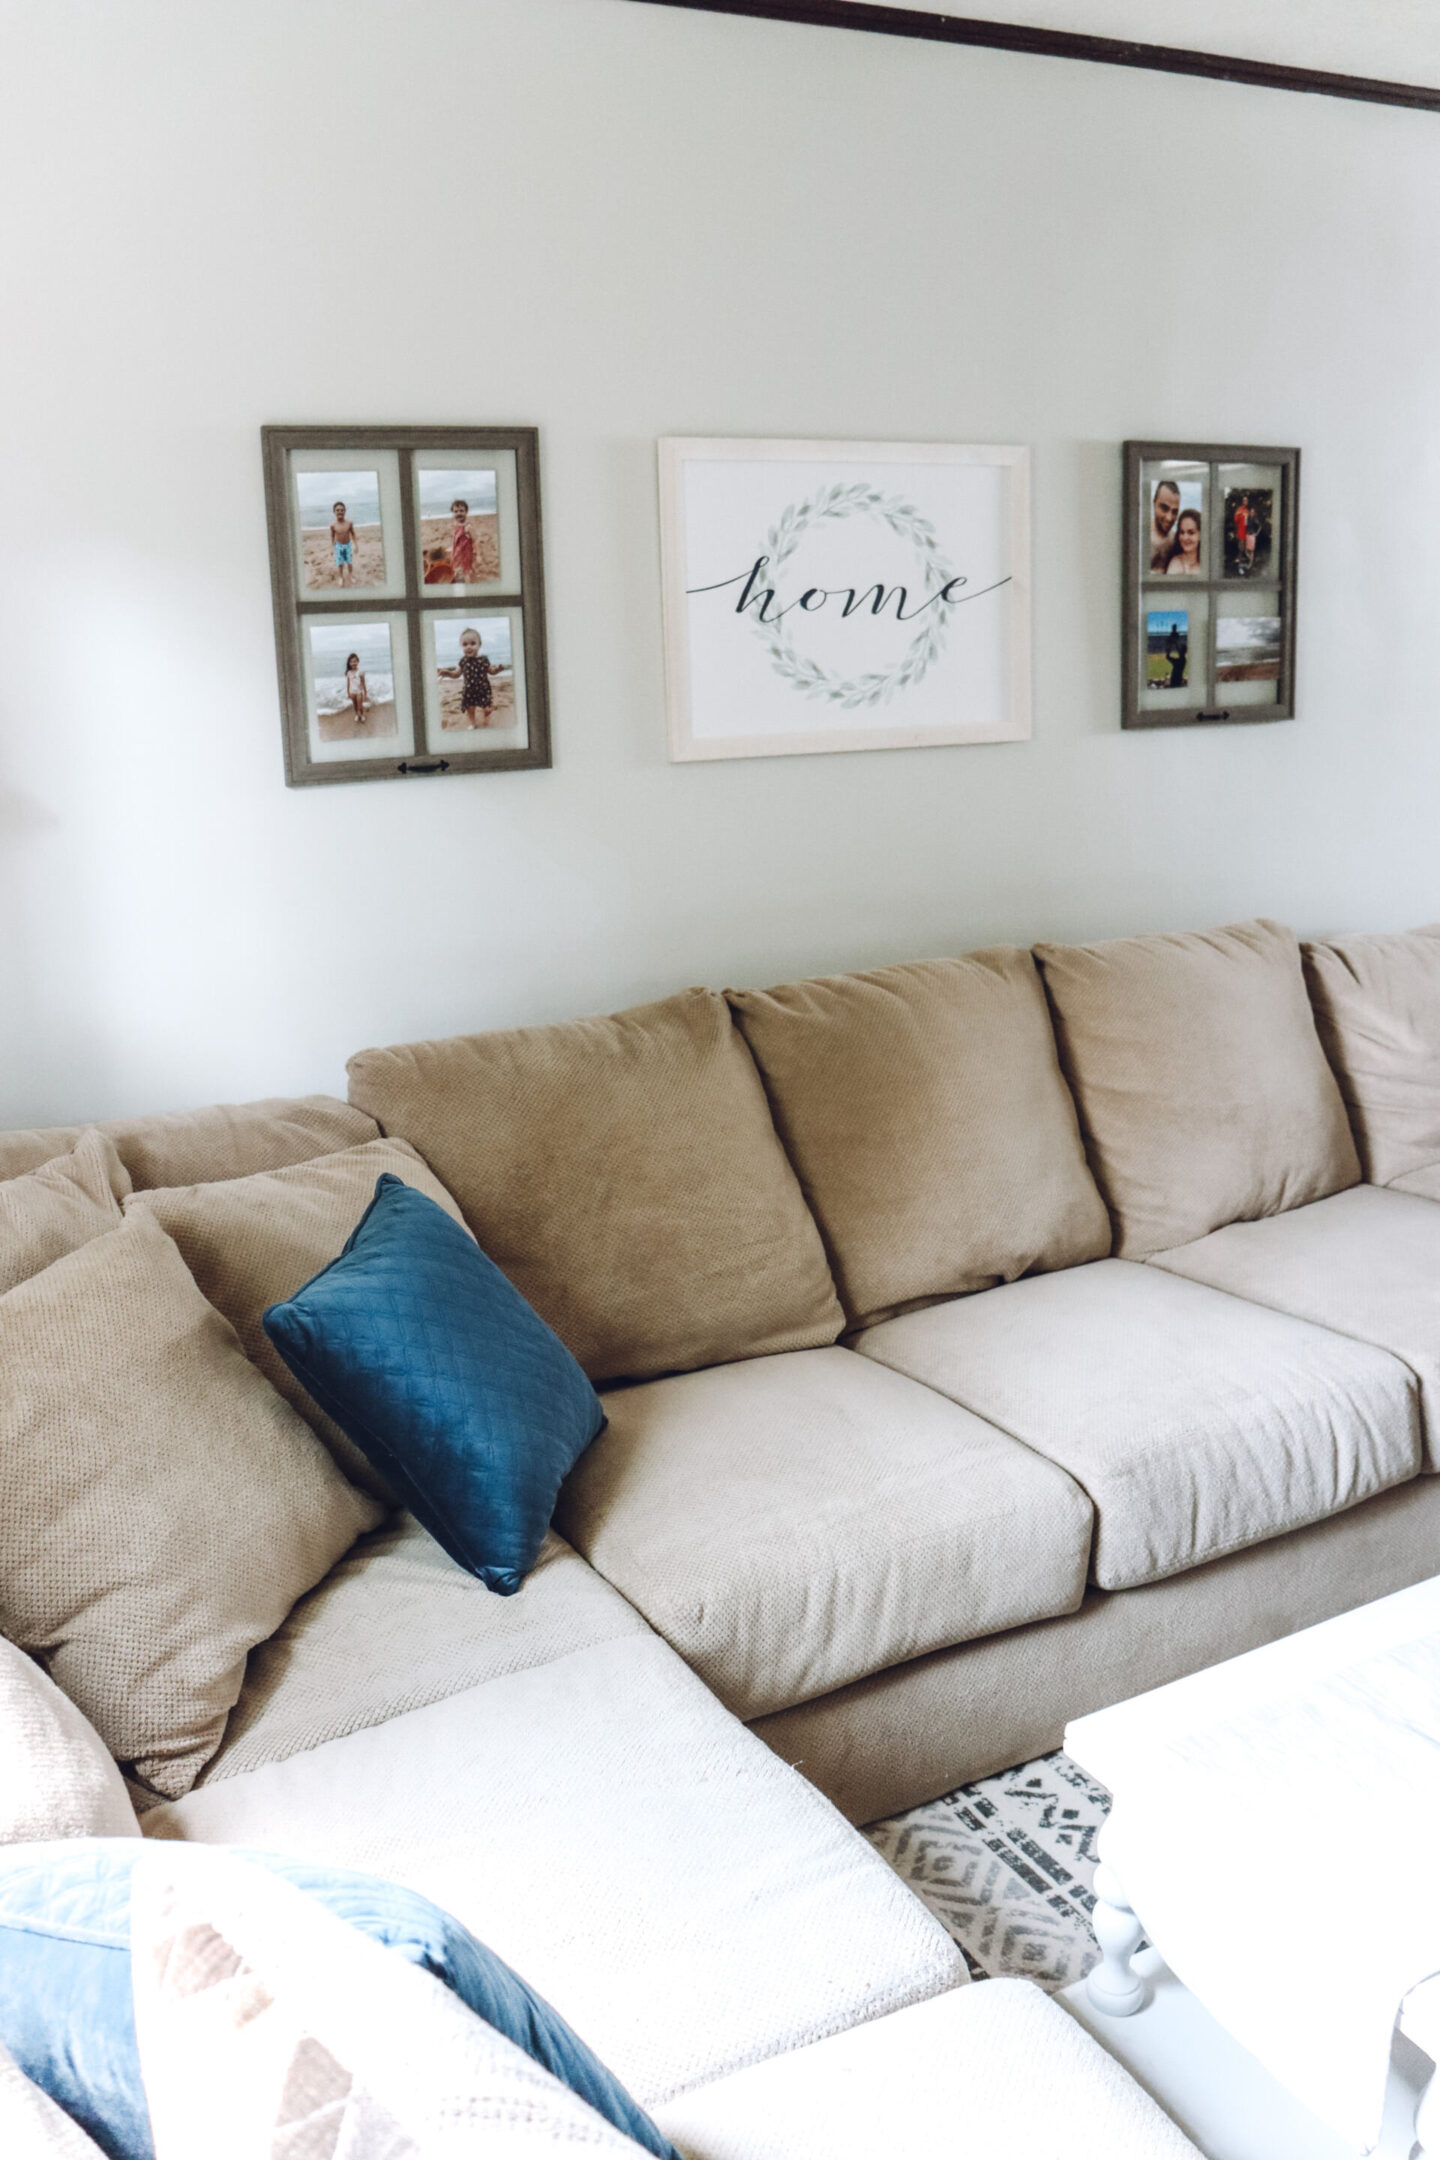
[416,468,501,588]
[433,616,517,732]
[296,469,387,591]
[308,620,397,740]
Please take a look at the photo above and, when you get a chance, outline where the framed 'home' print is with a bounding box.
[262,425,552,786]
[658,437,1031,762]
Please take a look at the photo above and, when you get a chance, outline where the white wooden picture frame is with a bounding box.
[658,437,1031,762]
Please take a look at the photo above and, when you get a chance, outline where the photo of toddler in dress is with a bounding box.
[432,616,518,734]
[416,467,501,587]
[296,468,387,590]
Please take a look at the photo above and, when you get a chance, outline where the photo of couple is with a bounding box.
[1147,477,1204,577]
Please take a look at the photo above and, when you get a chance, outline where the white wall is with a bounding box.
[1,0,1438,1125]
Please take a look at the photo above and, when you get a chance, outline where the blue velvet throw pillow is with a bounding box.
[263,1174,607,1594]
[0,1841,680,2160]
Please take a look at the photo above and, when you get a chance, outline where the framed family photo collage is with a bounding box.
[1122,439,1299,730]
[262,425,551,786]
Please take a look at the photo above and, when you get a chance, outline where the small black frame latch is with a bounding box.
[396,759,451,776]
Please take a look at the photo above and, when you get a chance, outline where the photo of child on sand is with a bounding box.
[417,468,501,588]
[297,469,387,591]
[433,617,516,732]
[308,620,397,740]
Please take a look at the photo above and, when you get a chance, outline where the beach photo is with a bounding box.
[430,614,519,733]
[1146,608,1190,690]
[1223,487,1274,578]
[296,468,387,591]
[306,619,398,740]
[1216,612,1282,682]
[416,467,501,588]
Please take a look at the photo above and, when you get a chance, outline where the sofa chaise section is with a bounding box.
[146,1626,967,2110]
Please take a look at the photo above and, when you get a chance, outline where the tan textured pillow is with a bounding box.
[0,1633,141,1843]
[1302,928,1440,1187]
[728,952,1110,1326]
[0,1213,381,1801]
[0,1095,378,1189]
[1035,919,1360,1258]
[0,1129,129,1294]
[347,989,843,1382]
[127,1137,470,1500]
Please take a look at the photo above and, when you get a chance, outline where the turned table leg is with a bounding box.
[1416,2059,1440,2156]
[1087,1861,1146,2017]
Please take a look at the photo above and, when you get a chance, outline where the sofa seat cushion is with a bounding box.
[655,1979,1202,2160]
[0,1096,378,1190]
[129,1136,472,1501]
[144,1633,966,2109]
[1303,928,1440,1188]
[0,1129,129,1295]
[0,2040,105,2160]
[1035,920,1360,1257]
[727,952,1110,1328]
[199,1514,649,1787]
[1149,1184,1440,1471]
[347,989,844,1384]
[856,1261,1420,1591]
[554,1348,1093,1719]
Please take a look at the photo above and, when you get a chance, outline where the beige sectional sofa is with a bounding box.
[4,915,1440,2149]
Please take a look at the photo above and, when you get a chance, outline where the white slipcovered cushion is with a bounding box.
[0,1634,140,1844]
[130,1845,646,2157]
[144,1634,964,2106]
[656,1980,1202,2160]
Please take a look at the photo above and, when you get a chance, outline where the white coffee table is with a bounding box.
[1061,1576,1440,2160]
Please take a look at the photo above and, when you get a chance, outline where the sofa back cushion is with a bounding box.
[0,1130,130,1296]
[728,951,1110,1326]
[1302,928,1440,1190]
[0,1095,378,1190]
[128,1137,471,1501]
[347,989,843,1383]
[1035,920,1360,1257]
[0,1212,381,1800]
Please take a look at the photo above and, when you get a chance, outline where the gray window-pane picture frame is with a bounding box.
[262,425,552,786]
[1122,440,1299,731]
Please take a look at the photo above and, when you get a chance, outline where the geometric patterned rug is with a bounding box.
[866,1751,1114,1991]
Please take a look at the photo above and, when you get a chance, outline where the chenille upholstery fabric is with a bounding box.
[201,1517,648,1786]
[0,1129,130,1295]
[726,952,1110,1328]
[0,1213,381,1800]
[0,1095,378,1189]
[128,1138,472,1500]
[1302,927,1440,1188]
[347,990,844,1383]
[1035,919,1360,1257]
[0,2039,107,2159]
[753,1476,1440,1824]
[1151,1184,1440,1469]
[556,1348,1093,1718]
[147,1635,966,2108]
[0,1635,141,1843]
[655,1981,1203,2160]
[857,1259,1420,1591]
